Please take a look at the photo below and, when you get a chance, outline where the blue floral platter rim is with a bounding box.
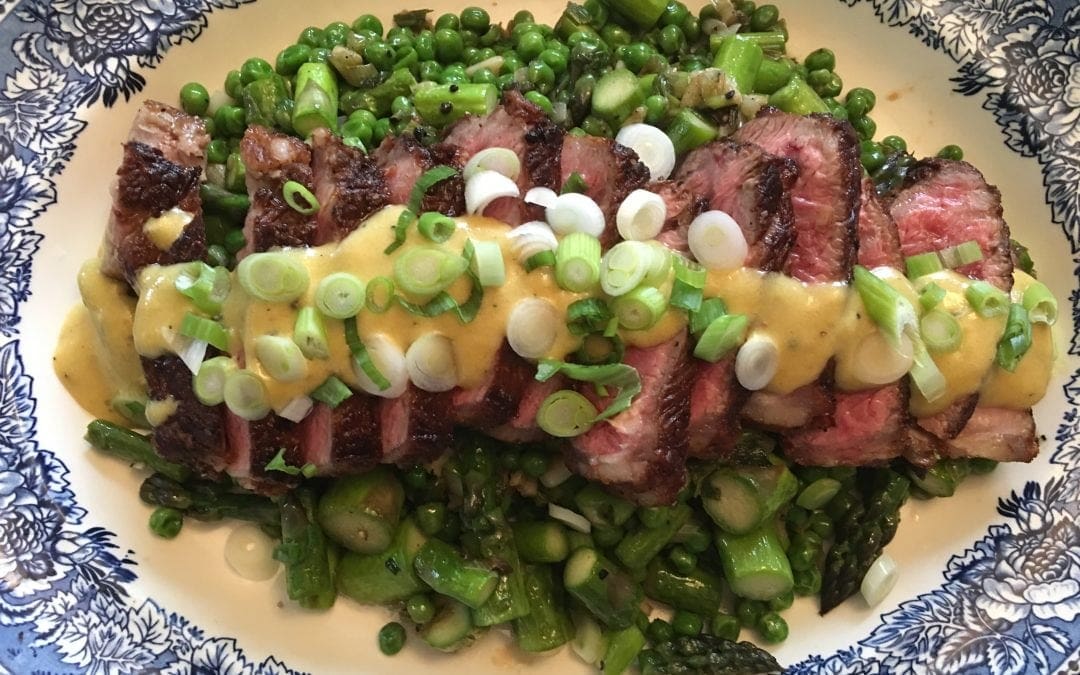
[0,1,1078,673]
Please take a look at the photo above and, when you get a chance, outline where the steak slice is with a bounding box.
[373,132,465,215]
[310,128,389,244]
[733,110,861,430]
[674,140,797,272]
[451,342,537,429]
[142,355,229,477]
[653,180,707,255]
[239,125,317,255]
[486,375,567,444]
[441,91,564,224]
[300,393,383,476]
[559,135,650,247]
[785,180,911,465]
[946,407,1038,462]
[102,101,210,286]
[569,332,692,506]
[887,159,1014,442]
[380,386,454,466]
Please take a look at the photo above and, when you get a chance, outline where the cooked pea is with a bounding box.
[440,63,468,85]
[581,115,613,137]
[460,6,490,33]
[851,114,877,140]
[378,622,407,655]
[434,28,464,63]
[750,4,780,31]
[224,69,243,99]
[206,139,229,165]
[758,612,788,643]
[819,72,843,98]
[239,57,273,85]
[672,610,703,637]
[413,31,436,61]
[647,618,675,643]
[418,60,441,82]
[200,115,216,138]
[308,47,331,64]
[845,86,876,117]
[681,15,701,42]
[658,24,686,55]
[363,40,396,71]
[206,244,229,268]
[213,105,246,137]
[416,502,447,536]
[735,1,757,15]
[536,48,565,75]
[480,25,503,47]
[521,450,549,478]
[681,55,707,72]
[524,90,554,115]
[602,24,632,48]
[463,47,481,65]
[807,509,834,539]
[881,135,907,153]
[511,10,535,29]
[592,524,623,548]
[711,613,740,641]
[824,97,849,120]
[937,144,964,161]
[471,67,497,85]
[496,73,516,91]
[622,42,655,73]
[644,94,668,124]
[804,47,835,72]
[768,590,795,612]
[584,0,609,27]
[390,95,413,118]
[298,26,324,48]
[736,598,766,627]
[517,30,546,61]
[149,507,183,538]
[527,60,556,94]
[275,44,312,75]
[406,594,436,624]
[502,52,524,73]
[669,546,697,574]
[341,116,373,146]
[372,117,391,144]
[352,14,383,36]
[179,82,209,116]
[435,12,459,31]
[661,1,691,26]
[223,228,246,255]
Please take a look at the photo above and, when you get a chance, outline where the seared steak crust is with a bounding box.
[380,387,455,466]
[240,125,317,253]
[142,355,228,476]
[310,128,390,243]
[374,133,466,215]
[947,407,1038,462]
[560,135,651,247]
[452,342,537,429]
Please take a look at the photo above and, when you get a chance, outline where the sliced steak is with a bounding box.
[373,132,465,215]
[452,342,537,428]
[887,159,1014,442]
[560,135,650,247]
[733,110,861,431]
[300,393,383,476]
[239,125,317,255]
[686,359,749,458]
[569,332,692,505]
[441,91,564,224]
[674,140,797,272]
[946,407,1038,462]
[310,128,389,244]
[785,180,910,465]
[486,375,567,443]
[653,180,707,255]
[380,387,455,466]
[142,355,229,477]
[102,103,210,286]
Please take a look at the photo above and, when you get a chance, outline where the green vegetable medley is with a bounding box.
[95,0,1002,671]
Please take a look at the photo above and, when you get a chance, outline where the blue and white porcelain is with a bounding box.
[0,1,1077,673]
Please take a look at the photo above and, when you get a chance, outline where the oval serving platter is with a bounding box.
[1,0,1078,673]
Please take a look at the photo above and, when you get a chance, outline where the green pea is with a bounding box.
[681,16,701,43]
[413,30,435,61]
[524,90,553,115]
[786,505,809,529]
[661,1,691,26]
[845,87,876,117]
[517,30,546,61]
[440,64,468,85]
[584,0,609,27]
[388,32,414,53]
[750,4,780,31]
[200,115,216,138]
[342,118,373,146]
[378,622,407,655]
[873,135,904,155]
[825,97,849,121]
[224,69,243,100]
[567,30,596,48]
[793,566,822,596]
[351,14,383,36]
[206,139,229,165]
[711,613,740,641]
[602,24,632,48]
[434,28,464,63]
[768,590,795,612]
[308,47,331,64]
[363,40,396,71]
[512,21,538,42]
[521,449,549,478]
[179,82,209,116]
[496,73,515,91]
[460,6,490,33]
[819,73,843,98]
[937,144,964,161]
[669,546,697,574]
[672,610,703,637]
[224,152,246,193]
[223,228,247,255]
[471,67,497,85]
[435,12,460,31]
[463,47,482,65]
[758,612,788,643]
[275,44,311,76]
[592,524,623,548]
[240,57,273,85]
[581,115,613,137]
[807,68,833,91]
[406,594,436,624]
[804,47,836,72]
[499,447,522,470]
[502,52,524,73]
[511,10,535,29]
[527,60,556,94]
[851,114,877,141]
[390,95,413,118]
[480,25,503,47]
[205,244,229,268]
[658,24,686,55]
[298,26,324,48]
[682,526,710,554]
[401,464,430,492]
[213,105,246,138]
[419,60,442,82]
[787,536,819,571]
[647,618,675,643]
[622,42,655,73]
[351,108,378,129]
[681,56,707,72]
[416,502,447,536]
[735,1,757,15]
[149,507,183,539]
[736,598,766,627]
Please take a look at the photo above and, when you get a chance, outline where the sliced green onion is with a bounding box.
[860,553,899,608]
[236,252,309,303]
[417,211,457,243]
[508,298,560,359]
[560,172,589,195]
[405,332,458,392]
[965,280,1009,318]
[734,333,778,390]
[265,448,303,475]
[904,252,943,278]
[852,266,917,350]
[567,298,613,336]
[555,232,602,292]
[537,390,598,437]
[179,313,230,352]
[1022,281,1057,325]
[615,124,676,181]
[254,335,308,382]
[223,368,270,420]
[996,303,1032,372]
[796,478,842,510]
[852,331,914,386]
[600,241,650,297]
[574,334,625,365]
[293,306,330,360]
[687,210,748,270]
[278,395,314,423]
[283,180,319,215]
[394,246,469,296]
[910,338,946,402]
[465,169,520,215]
[920,309,962,354]
[310,375,353,408]
[467,239,506,287]
[315,272,366,319]
[693,314,748,362]
[546,193,605,238]
[535,360,641,422]
[365,276,395,313]
[939,240,983,268]
[385,165,459,253]
[615,189,667,240]
[525,250,556,271]
[462,147,520,181]
[643,242,672,286]
[508,221,558,265]
[689,297,728,336]
[175,262,230,315]
[344,316,391,393]
[670,255,706,312]
[918,282,946,312]
[193,356,237,406]
[612,286,667,330]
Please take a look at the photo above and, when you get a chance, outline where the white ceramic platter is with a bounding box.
[2,0,1078,672]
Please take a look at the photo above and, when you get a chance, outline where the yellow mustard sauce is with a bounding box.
[57,205,1056,422]
[142,207,193,250]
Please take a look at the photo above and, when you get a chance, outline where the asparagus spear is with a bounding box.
[413,538,499,609]
[337,518,427,605]
[512,564,573,653]
[275,487,335,609]
[564,547,643,629]
[317,467,404,554]
[86,420,190,483]
[138,473,279,535]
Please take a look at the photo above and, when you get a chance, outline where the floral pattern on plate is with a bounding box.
[0,0,1077,673]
